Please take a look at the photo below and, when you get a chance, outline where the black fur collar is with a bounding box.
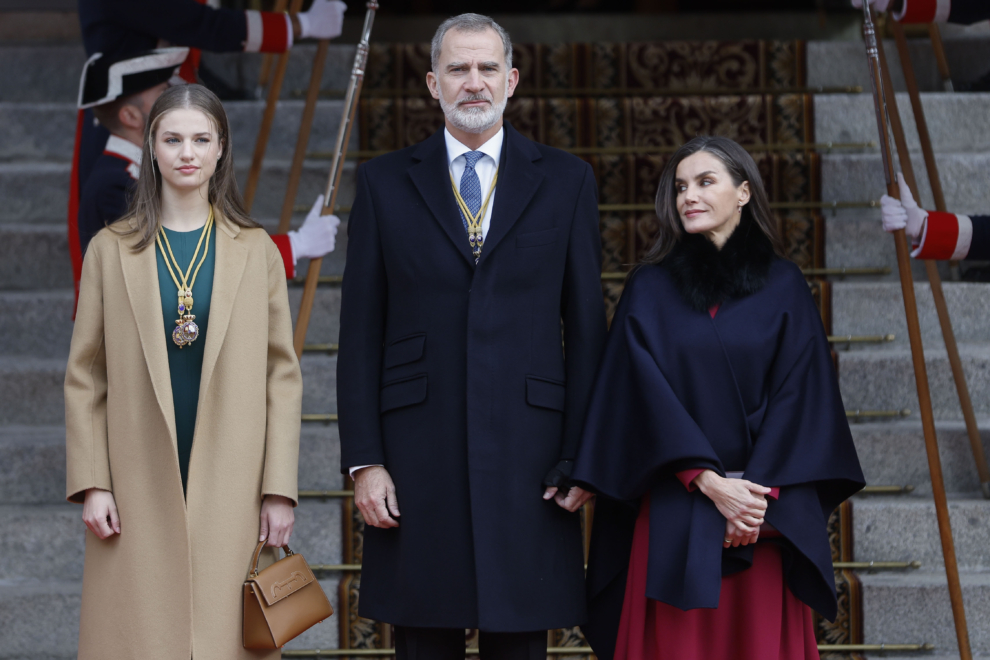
[664,219,777,313]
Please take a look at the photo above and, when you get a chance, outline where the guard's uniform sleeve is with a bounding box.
[269,234,296,280]
[895,0,990,24]
[95,0,292,53]
[77,164,132,259]
[911,212,990,260]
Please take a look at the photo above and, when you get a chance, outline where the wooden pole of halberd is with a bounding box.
[256,0,289,96]
[889,21,990,498]
[863,10,973,658]
[278,38,331,234]
[244,0,305,212]
[292,1,379,358]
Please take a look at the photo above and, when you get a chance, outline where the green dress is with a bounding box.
[155,224,216,494]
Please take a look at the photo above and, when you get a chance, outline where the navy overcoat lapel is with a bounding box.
[408,129,476,267]
[478,123,544,264]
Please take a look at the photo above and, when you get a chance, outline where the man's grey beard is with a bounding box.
[438,86,507,134]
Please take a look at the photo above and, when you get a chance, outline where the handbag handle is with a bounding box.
[248,539,295,578]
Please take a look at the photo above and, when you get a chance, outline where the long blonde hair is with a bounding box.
[112,84,260,249]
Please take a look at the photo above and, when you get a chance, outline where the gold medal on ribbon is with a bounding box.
[156,208,214,348]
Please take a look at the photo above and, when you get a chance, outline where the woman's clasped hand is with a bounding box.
[692,470,771,548]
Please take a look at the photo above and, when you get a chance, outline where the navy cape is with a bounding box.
[572,253,864,655]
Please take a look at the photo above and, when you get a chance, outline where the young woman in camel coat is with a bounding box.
[65,84,302,660]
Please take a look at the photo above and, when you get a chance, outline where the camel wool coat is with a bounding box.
[65,215,302,660]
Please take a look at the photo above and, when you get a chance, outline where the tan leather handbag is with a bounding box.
[243,540,334,649]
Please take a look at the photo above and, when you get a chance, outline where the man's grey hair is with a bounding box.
[430,13,513,73]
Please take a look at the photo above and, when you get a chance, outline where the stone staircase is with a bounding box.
[0,42,357,658]
[1,31,990,659]
[813,73,990,658]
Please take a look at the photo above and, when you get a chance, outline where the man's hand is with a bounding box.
[543,485,594,512]
[354,466,400,529]
[82,488,120,539]
[693,470,769,535]
[260,495,295,548]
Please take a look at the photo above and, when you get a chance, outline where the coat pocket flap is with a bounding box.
[384,333,427,369]
[381,374,428,413]
[516,228,558,248]
[526,376,566,411]
[250,553,316,607]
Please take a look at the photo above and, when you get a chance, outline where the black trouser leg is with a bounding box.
[478,630,548,660]
[394,626,465,660]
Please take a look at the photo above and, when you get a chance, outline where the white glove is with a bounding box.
[879,172,927,239]
[851,0,891,10]
[297,0,346,40]
[288,194,340,263]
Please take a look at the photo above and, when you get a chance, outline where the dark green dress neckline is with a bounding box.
[155,225,216,495]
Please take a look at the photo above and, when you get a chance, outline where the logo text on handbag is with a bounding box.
[272,571,306,600]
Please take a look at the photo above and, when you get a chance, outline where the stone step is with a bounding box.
[0,576,340,658]
[0,44,356,103]
[288,284,342,348]
[837,345,990,422]
[0,356,65,426]
[0,160,357,225]
[832,282,990,351]
[860,572,990,657]
[0,423,342,505]
[822,152,990,214]
[808,36,990,92]
[6,35,990,103]
[815,93,990,156]
[0,353,338,425]
[301,353,337,417]
[0,283,342,358]
[0,220,345,290]
[0,499,342,582]
[0,224,73,290]
[852,420,990,496]
[0,426,65,505]
[0,580,81,659]
[0,290,74,357]
[0,100,355,163]
[853,496,990,571]
[866,657,990,660]
[824,208,937,282]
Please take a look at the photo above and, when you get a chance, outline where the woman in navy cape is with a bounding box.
[572,136,865,660]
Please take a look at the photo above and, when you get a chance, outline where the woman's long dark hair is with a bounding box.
[112,84,260,250]
[642,135,785,264]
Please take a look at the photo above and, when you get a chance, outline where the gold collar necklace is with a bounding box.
[450,168,498,263]
[156,207,214,348]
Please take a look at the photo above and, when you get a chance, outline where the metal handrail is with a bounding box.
[296,84,865,99]
[291,201,879,214]
[306,141,874,160]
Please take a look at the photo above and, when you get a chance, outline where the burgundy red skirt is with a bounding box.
[613,496,820,660]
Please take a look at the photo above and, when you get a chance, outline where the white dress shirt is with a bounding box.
[444,126,503,241]
[347,127,505,478]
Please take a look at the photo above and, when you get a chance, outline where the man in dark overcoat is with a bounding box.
[336,12,607,660]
